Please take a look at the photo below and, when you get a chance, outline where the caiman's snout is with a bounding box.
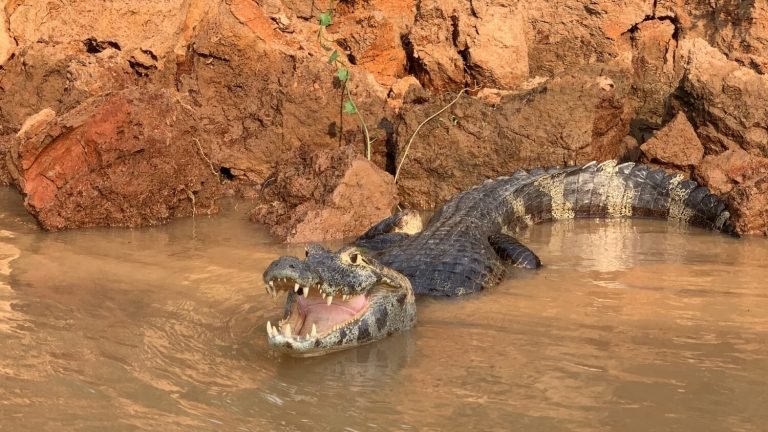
[263,256,318,299]
[262,245,416,357]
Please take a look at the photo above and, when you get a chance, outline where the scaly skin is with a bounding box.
[263,161,736,356]
[263,245,416,356]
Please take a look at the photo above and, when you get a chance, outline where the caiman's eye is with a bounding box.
[304,248,309,258]
[345,251,369,266]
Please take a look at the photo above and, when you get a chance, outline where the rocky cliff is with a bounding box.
[1,0,766,236]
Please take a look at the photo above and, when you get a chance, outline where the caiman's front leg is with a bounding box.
[488,234,542,269]
[355,210,423,251]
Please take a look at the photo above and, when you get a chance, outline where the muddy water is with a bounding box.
[1,187,767,432]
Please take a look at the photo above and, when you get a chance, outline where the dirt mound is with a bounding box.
[250,146,398,242]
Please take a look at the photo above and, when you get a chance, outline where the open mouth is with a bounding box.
[262,245,416,356]
[264,277,372,348]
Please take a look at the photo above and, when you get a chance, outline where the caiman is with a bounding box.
[262,161,736,356]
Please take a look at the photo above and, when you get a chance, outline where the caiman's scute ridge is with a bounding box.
[262,161,736,356]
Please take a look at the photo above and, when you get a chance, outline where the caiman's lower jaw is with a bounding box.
[264,277,374,356]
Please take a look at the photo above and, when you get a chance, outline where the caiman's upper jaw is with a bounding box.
[263,275,375,355]
[262,245,415,356]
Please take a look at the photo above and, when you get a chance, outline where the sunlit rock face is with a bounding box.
[1,0,767,235]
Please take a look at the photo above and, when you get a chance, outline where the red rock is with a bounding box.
[0,42,137,129]
[6,88,220,230]
[630,20,681,128]
[658,1,768,74]
[694,149,768,235]
[0,133,13,186]
[0,8,14,66]
[676,38,768,157]
[464,2,528,89]
[387,76,427,112]
[406,0,528,90]
[525,0,649,76]
[251,147,398,242]
[404,0,466,90]
[640,112,704,168]
[334,4,411,87]
[729,177,768,236]
[695,149,768,196]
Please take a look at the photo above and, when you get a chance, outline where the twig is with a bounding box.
[339,78,346,146]
[345,83,372,160]
[193,137,219,178]
[394,88,467,183]
[186,189,196,216]
[184,188,198,239]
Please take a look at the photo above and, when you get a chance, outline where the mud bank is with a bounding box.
[1,0,767,236]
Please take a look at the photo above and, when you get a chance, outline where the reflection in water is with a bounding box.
[1,187,767,431]
[0,230,22,338]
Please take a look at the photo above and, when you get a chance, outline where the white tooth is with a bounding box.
[326,296,333,306]
[294,283,300,292]
[269,280,274,288]
[343,294,348,301]
[272,324,279,335]
[311,323,317,337]
[283,323,292,338]
[321,292,326,299]
[266,321,273,337]
[303,287,309,298]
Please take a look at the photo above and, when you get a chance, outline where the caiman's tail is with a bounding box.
[506,160,737,235]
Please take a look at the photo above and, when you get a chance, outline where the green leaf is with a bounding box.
[343,100,357,114]
[327,49,340,64]
[336,68,349,81]
[318,12,332,27]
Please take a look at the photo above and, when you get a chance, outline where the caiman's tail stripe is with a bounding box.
[508,161,736,235]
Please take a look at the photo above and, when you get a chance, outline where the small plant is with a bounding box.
[317,3,374,160]
[394,88,467,183]
[315,4,467,174]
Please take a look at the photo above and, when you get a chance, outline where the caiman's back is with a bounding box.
[373,161,735,297]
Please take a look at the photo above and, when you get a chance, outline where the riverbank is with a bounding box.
[1,0,766,237]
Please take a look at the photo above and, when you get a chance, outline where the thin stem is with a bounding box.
[192,137,219,178]
[345,83,371,160]
[338,78,346,146]
[394,88,467,183]
[317,0,371,159]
